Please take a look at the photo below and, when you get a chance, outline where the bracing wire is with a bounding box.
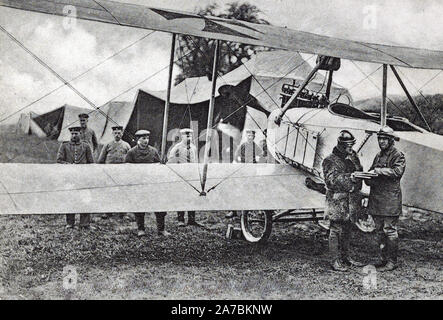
[0,30,156,124]
[4,38,198,163]
[183,36,323,192]
[350,61,410,119]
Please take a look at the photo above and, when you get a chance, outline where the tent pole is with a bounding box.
[200,40,220,195]
[161,33,176,162]
[381,64,388,127]
[390,65,431,131]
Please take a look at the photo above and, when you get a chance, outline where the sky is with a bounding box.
[1,0,443,124]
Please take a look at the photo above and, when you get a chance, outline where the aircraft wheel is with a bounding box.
[240,210,273,244]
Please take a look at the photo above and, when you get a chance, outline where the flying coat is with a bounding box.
[322,147,362,222]
[366,146,406,217]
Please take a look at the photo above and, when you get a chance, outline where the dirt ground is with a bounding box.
[0,207,441,300]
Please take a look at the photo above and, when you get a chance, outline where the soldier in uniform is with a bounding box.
[98,125,131,219]
[167,128,199,226]
[365,126,406,272]
[125,130,170,237]
[98,126,131,164]
[322,130,365,271]
[56,126,95,230]
[258,129,268,163]
[78,113,98,154]
[234,129,262,163]
[226,129,263,219]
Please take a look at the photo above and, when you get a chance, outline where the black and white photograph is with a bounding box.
[0,0,441,304]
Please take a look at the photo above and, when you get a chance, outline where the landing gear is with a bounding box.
[240,210,273,244]
[237,209,325,244]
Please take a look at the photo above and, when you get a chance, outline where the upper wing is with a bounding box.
[0,163,324,214]
[1,0,443,69]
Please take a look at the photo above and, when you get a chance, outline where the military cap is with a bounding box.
[180,128,194,135]
[68,126,82,132]
[245,129,256,134]
[337,130,356,145]
[377,126,399,141]
[78,113,89,119]
[112,126,124,131]
[135,129,150,137]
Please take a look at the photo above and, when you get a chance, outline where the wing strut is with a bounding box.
[381,64,388,127]
[200,40,220,195]
[161,33,176,161]
[390,65,432,131]
[325,70,334,100]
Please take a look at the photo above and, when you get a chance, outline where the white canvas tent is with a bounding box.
[18,51,351,151]
[20,102,132,143]
[16,111,46,138]
[141,50,351,109]
[137,50,351,144]
[16,112,31,134]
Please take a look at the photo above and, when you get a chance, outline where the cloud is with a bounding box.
[32,20,104,75]
[0,8,173,123]
[0,60,54,119]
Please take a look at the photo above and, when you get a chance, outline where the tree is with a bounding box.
[360,94,443,133]
[174,2,271,84]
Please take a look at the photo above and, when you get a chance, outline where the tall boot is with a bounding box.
[374,233,388,268]
[79,213,91,227]
[66,214,75,229]
[135,213,145,230]
[378,238,398,272]
[135,213,145,236]
[390,238,399,265]
[329,222,347,272]
[341,221,364,267]
[177,211,186,227]
[156,212,170,236]
[187,211,197,225]
[340,221,350,259]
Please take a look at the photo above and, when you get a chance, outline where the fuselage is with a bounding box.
[266,105,443,213]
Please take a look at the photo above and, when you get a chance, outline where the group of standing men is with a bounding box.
[56,113,266,236]
[56,113,178,236]
[55,112,404,272]
[322,126,406,272]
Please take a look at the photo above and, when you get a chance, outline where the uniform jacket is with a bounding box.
[366,145,406,217]
[322,147,362,222]
[259,139,268,158]
[57,141,94,164]
[125,144,161,164]
[167,141,198,163]
[235,141,262,163]
[97,139,131,164]
[80,127,98,152]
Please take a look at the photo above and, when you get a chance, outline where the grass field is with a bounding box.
[0,127,442,299]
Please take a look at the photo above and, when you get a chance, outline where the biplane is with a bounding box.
[0,0,442,244]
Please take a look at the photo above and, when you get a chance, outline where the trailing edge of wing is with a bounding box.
[0,0,443,69]
[0,163,325,214]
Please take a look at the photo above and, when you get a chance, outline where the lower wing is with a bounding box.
[0,163,325,214]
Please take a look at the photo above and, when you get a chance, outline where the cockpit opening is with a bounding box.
[329,103,422,132]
